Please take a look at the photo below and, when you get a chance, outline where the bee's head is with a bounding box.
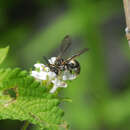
[55,58,64,66]
[67,60,80,75]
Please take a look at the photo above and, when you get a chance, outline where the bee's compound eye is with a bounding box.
[56,58,64,66]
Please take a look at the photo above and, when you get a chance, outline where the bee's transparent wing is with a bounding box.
[65,48,89,62]
[58,35,72,58]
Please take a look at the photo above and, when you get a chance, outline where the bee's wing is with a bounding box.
[64,48,89,62]
[58,35,72,58]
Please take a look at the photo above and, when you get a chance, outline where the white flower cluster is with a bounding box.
[31,57,77,93]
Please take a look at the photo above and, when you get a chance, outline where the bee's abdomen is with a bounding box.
[67,60,80,75]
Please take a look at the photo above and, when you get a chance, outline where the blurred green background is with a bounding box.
[0,0,130,130]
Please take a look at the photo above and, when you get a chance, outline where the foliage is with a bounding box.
[0,46,9,65]
[0,47,68,130]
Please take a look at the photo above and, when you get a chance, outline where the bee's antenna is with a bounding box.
[43,56,50,65]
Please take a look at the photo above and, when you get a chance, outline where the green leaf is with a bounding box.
[0,68,68,130]
[0,46,9,65]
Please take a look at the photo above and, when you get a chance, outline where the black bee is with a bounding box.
[43,35,89,75]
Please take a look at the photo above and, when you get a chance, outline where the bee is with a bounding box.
[43,35,89,75]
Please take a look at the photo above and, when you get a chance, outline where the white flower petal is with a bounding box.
[50,85,58,93]
[47,71,56,79]
[50,78,67,93]
[31,60,78,94]
[48,57,56,64]
[63,74,77,80]
[31,71,47,80]
[34,63,44,68]
[34,63,46,71]
[31,71,39,78]
[38,71,48,80]
[31,69,56,81]
[62,71,77,80]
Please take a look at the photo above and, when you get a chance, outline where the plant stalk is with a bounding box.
[123,0,130,47]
